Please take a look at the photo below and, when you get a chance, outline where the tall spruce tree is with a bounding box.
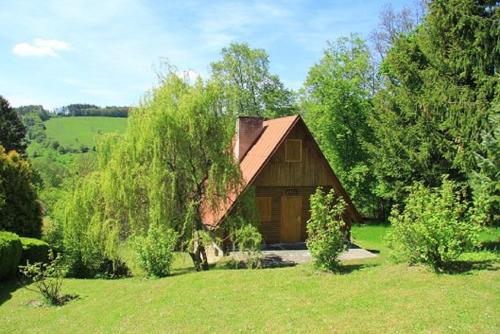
[368,0,499,209]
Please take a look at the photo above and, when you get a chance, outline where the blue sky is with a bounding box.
[0,0,413,109]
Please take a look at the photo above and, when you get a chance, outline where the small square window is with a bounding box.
[285,139,302,162]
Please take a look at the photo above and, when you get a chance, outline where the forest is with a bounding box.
[0,2,498,331]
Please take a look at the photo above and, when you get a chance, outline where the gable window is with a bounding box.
[285,139,302,162]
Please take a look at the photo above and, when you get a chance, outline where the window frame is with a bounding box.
[285,139,303,162]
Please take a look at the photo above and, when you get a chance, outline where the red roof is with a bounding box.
[202,115,300,227]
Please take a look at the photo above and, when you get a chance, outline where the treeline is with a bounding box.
[54,104,129,117]
[302,1,498,223]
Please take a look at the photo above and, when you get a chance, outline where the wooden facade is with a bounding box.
[252,120,355,244]
[204,115,361,245]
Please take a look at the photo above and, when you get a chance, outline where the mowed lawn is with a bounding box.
[45,117,127,148]
[1,226,498,334]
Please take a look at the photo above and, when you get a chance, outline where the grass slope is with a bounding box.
[45,117,127,148]
[1,226,498,333]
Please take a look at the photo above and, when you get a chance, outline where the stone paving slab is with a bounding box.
[259,247,377,264]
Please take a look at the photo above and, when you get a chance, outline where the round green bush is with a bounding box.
[0,231,22,280]
[20,237,50,265]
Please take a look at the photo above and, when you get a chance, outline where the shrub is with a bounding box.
[20,237,50,265]
[134,224,178,277]
[0,231,22,280]
[0,147,43,238]
[306,188,348,272]
[20,250,74,306]
[388,178,482,271]
[231,223,263,269]
[59,175,127,278]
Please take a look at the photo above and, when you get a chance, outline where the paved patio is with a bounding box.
[217,242,377,267]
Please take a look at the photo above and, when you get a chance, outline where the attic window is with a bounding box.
[285,139,302,162]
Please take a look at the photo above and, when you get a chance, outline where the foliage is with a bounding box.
[133,224,178,277]
[0,95,27,154]
[368,0,499,208]
[57,174,125,278]
[54,104,129,117]
[0,231,22,280]
[15,104,51,121]
[306,188,348,271]
[388,178,482,271]
[222,187,263,268]
[20,237,50,266]
[56,72,242,272]
[0,146,43,238]
[303,35,379,216]
[211,42,298,118]
[471,112,499,225]
[19,250,72,306]
[230,223,263,269]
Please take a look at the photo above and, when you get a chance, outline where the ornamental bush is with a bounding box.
[0,231,23,280]
[19,250,72,306]
[0,146,43,238]
[20,237,50,265]
[306,188,348,272]
[388,178,482,271]
[231,222,263,269]
[134,224,178,277]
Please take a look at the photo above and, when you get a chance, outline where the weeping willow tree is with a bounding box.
[58,72,242,273]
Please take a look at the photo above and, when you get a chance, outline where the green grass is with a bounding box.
[44,116,127,148]
[1,225,498,333]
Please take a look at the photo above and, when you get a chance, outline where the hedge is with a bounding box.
[0,231,22,280]
[20,237,50,265]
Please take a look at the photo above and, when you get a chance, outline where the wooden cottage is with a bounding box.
[203,115,361,244]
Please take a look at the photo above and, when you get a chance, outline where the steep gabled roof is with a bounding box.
[202,115,361,228]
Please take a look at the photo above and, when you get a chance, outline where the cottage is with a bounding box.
[203,115,361,244]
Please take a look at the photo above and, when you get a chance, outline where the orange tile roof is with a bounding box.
[202,115,300,227]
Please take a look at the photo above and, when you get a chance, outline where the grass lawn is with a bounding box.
[1,226,498,333]
[44,116,127,148]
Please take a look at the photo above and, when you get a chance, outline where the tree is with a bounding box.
[211,42,298,118]
[0,146,43,237]
[370,2,425,60]
[302,35,379,216]
[368,0,499,207]
[0,96,27,154]
[56,72,244,273]
[471,112,499,225]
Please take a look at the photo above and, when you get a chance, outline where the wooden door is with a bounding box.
[280,196,302,243]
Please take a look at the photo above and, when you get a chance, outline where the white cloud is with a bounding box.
[12,38,70,57]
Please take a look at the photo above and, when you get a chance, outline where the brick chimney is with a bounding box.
[236,116,264,161]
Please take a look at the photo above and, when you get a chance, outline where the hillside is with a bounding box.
[44,116,127,149]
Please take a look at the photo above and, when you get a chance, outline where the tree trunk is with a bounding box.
[189,232,210,271]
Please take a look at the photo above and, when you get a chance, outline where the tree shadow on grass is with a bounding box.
[481,240,500,252]
[440,259,498,275]
[338,262,379,274]
[0,279,26,306]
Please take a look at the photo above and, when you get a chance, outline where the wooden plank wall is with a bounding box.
[254,122,335,188]
[256,186,325,244]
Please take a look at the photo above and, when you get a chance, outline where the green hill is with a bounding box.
[45,116,127,149]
